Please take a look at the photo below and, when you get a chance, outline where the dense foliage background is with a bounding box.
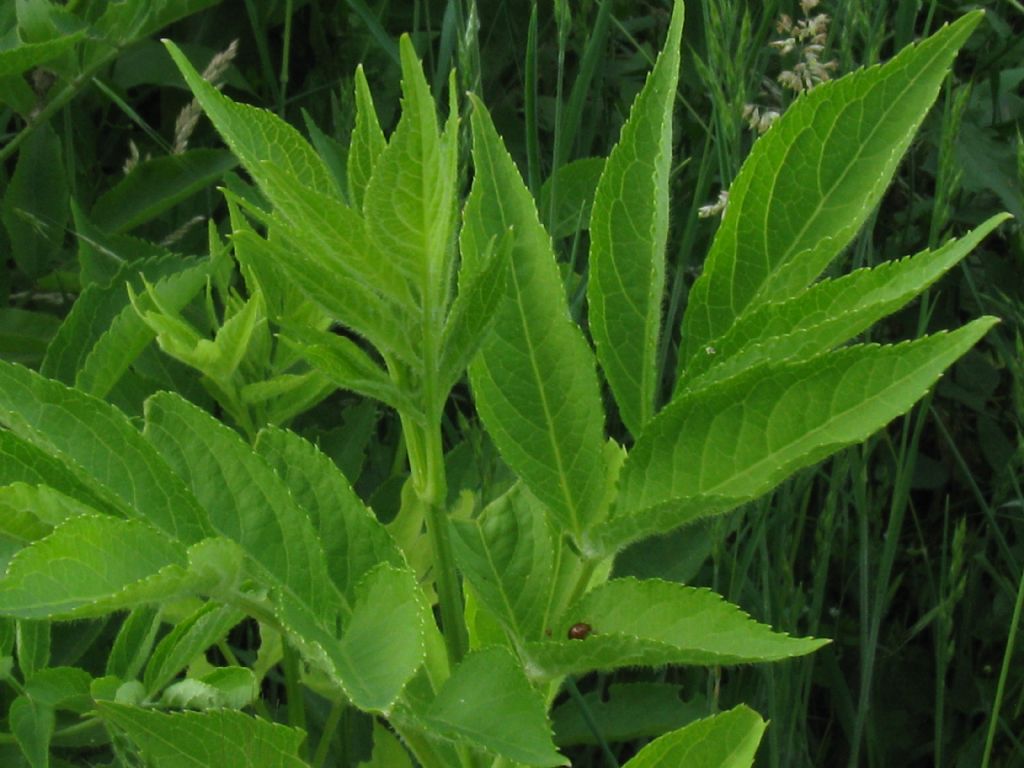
[1,0,1021,765]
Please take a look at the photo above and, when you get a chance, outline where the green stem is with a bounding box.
[0,43,121,162]
[312,696,345,768]
[281,643,307,756]
[981,478,1024,767]
[416,419,469,667]
[566,677,618,767]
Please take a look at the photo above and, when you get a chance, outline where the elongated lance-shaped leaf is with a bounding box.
[0,515,194,620]
[42,252,197,386]
[143,392,338,621]
[679,12,983,368]
[450,483,555,642]
[523,578,825,679]
[255,426,407,610]
[163,41,337,205]
[364,35,458,320]
[0,361,211,544]
[277,322,422,417]
[590,317,997,554]
[97,704,308,768]
[588,0,683,436]
[439,229,513,400]
[464,95,607,537]
[0,430,124,516]
[348,64,387,211]
[251,161,413,314]
[145,602,245,695]
[418,647,566,766]
[622,705,766,768]
[678,213,1011,393]
[231,226,418,369]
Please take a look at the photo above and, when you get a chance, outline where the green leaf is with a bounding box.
[24,666,93,712]
[254,426,406,609]
[464,95,607,538]
[0,515,193,620]
[70,200,174,287]
[359,720,414,768]
[679,13,983,366]
[0,432,120,517]
[0,309,61,368]
[2,123,68,278]
[231,225,417,369]
[0,34,83,79]
[678,214,1011,392]
[94,1,222,44]
[90,149,238,233]
[144,602,245,696]
[163,40,336,204]
[522,579,825,679]
[9,695,54,768]
[364,35,457,305]
[97,704,308,768]
[622,705,766,768]
[0,361,211,544]
[588,0,683,436]
[538,157,605,239]
[438,229,514,400]
[450,483,554,641]
[277,323,420,416]
[107,606,162,681]
[275,563,427,713]
[552,682,702,748]
[161,666,257,710]
[142,392,337,621]
[78,258,213,399]
[348,64,387,211]
[421,647,566,766]
[42,252,206,387]
[15,620,49,678]
[591,318,998,553]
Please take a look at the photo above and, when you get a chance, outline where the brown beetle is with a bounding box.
[567,622,592,640]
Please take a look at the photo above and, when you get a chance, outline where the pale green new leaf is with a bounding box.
[679,13,983,366]
[348,64,388,211]
[97,704,308,768]
[145,602,245,695]
[0,361,210,544]
[678,213,1010,392]
[255,426,406,609]
[588,0,683,436]
[464,95,606,537]
[277,323,420,416]
[164,40,337,206]
[421,647,566,766]
[622,705,766,768]
[363,35,456,306]
[0,515,194,620]
[591,317,997,553]
[143,392,337,621]
[76,257,213,399]
[523,579,824,679]
[40,251,200,383]
[450,483,554,641]
[161,666,257,710]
